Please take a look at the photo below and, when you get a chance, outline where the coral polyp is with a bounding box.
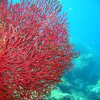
[0,0,77,99]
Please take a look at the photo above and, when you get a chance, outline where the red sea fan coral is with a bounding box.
[0,0,77,100]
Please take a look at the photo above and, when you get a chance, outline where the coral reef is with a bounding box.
[48,50,99,100]
[0,0,76,99]
[47,87,74,100]
[48,50,100,100]
[88,80,100,100]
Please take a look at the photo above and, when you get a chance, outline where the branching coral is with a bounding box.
[0,0,77,99]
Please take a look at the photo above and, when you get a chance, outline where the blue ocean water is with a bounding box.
[60,1,100,100]
[8,0,100,99]
[61,0,100,73]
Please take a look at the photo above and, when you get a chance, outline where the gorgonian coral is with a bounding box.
[0,0,77,99]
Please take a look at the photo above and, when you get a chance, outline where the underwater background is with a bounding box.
[8,0,100,100]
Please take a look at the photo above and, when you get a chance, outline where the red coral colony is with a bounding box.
[0,0,77,100]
